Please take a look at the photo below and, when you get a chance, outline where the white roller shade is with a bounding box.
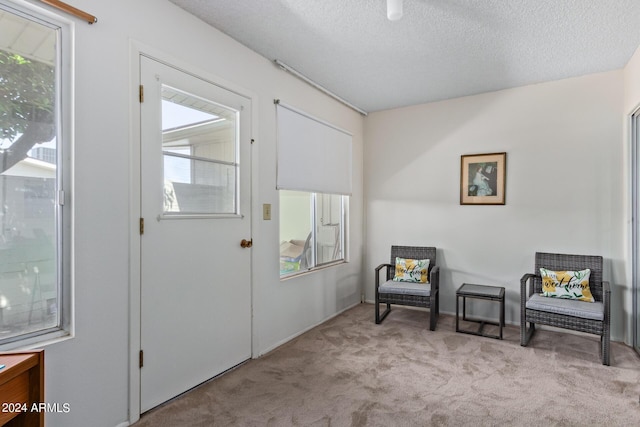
[276,102,352,195]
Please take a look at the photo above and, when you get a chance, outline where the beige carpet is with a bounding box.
[133,303,640,426]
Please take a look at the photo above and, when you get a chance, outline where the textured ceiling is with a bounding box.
[169,0,640,113]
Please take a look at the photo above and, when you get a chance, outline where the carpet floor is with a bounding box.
[133,303,640,426]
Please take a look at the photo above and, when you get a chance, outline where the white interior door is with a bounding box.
[139,56,252,412]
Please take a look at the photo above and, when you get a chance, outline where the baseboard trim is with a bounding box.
[258,301,361,357]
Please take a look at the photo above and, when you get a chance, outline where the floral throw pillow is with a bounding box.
[393,257,430,283]
[540,268,594,302]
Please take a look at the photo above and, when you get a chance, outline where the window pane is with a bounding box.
[0,9,59,341]
[163,156,236,213]
[279,190,345,277]
[161,86,238,214]
[315,193,343,265]
[279,191,312,275]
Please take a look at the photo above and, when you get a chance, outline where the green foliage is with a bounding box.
[0,49,55,142]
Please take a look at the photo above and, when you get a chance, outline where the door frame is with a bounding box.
[128,41,259,424]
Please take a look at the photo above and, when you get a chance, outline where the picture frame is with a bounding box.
[460,152,506,205]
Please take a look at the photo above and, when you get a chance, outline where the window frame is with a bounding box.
[631,107,640,357]
[0,0,73,349]
[279,191,347,279]
[313,192,345,267]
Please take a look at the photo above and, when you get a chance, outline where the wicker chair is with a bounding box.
[375,246,439,330]
[520,252,610,365]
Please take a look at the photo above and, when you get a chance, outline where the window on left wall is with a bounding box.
[0,1,71,347]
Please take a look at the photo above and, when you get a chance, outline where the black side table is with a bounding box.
[456,283,505,340]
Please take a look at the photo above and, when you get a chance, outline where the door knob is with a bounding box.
[240,239,253,248]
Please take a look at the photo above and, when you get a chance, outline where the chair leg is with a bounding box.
[521,322,535,346]
[429,291,439,331]
[601,332,610,366]
[375,302,391,324]
[374,299,379,323]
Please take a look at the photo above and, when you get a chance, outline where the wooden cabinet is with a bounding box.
[0,350,44,427]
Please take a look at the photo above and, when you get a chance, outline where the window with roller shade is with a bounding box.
[276,102,350,277]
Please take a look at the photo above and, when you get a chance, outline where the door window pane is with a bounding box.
[162,86,238,215]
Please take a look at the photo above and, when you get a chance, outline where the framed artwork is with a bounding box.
[460,152,506,205]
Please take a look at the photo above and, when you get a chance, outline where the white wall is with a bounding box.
[13,0,364,426]
[363,71,627,340]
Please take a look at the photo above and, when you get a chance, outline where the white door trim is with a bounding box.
[127,40,259,424]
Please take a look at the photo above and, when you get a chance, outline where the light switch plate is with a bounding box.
[263,203,271,220]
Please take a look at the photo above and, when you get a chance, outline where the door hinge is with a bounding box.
[139,85,144,103]
[139,350,144,368]
[139,218,144,235]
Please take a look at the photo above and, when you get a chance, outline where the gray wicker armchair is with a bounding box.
[520,252,610,365]
[375,246,439,330]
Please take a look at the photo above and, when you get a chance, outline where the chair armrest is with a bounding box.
[375,263,393,288]
[520,273,537,302]
[430,265,440,291]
